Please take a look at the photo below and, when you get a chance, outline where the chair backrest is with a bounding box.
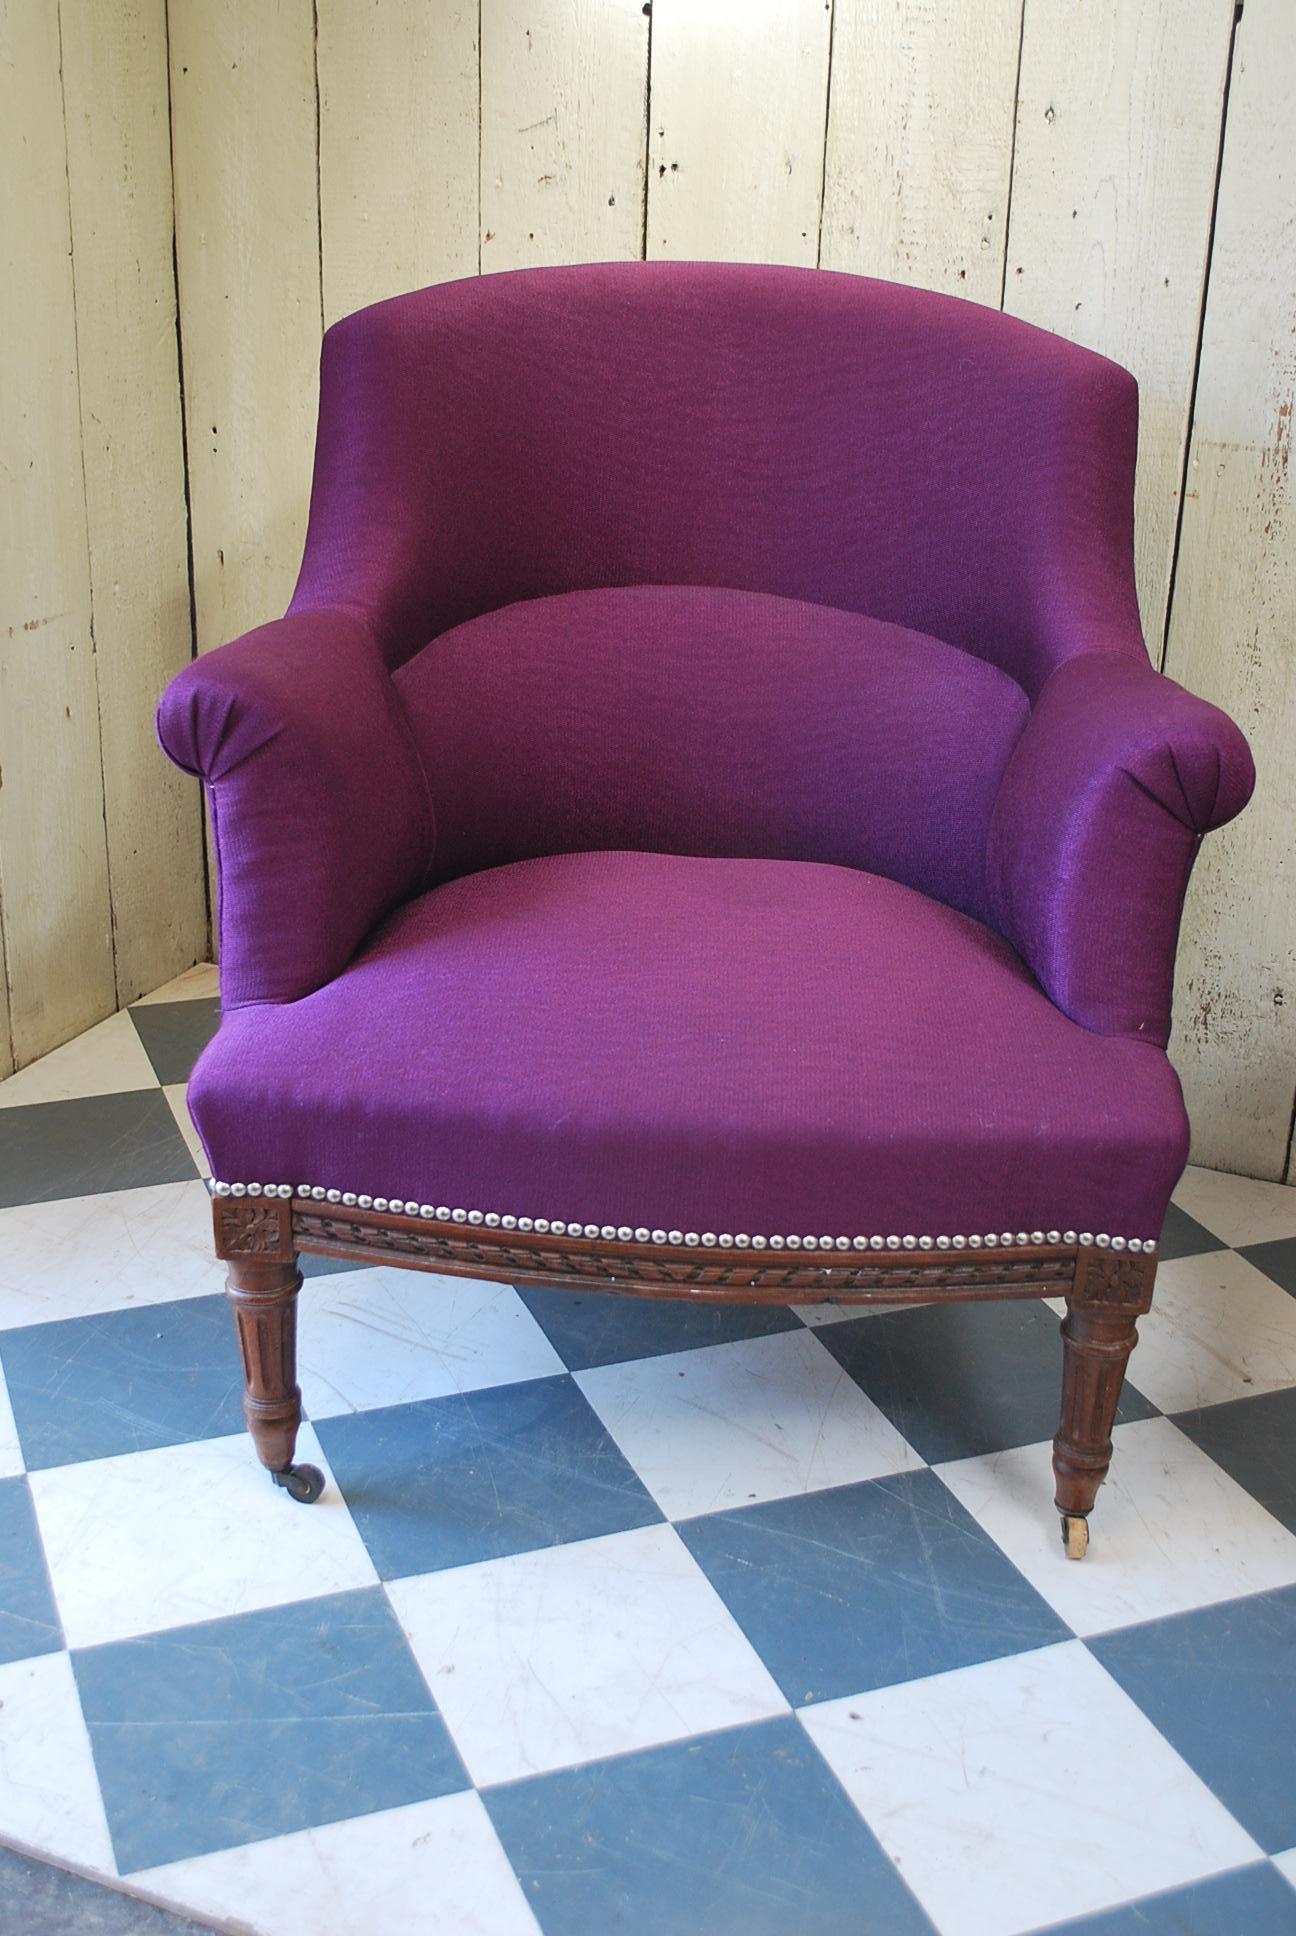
[290,262,1146,698]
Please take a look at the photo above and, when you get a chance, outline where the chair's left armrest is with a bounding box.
[987,651,1254,1044]
[157,608,433,1007]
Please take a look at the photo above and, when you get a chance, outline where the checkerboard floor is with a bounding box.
[3,966,1296,1935]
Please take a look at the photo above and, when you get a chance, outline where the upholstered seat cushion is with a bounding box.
[190,849,1187,1246]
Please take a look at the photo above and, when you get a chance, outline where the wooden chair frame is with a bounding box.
[214,1191,1156,1557]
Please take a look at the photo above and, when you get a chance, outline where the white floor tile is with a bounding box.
[0,1651,116,1874]
[388,1522,788,1787]
[797,1299,921,1327]
[575,1324,921,1520]
[1172,1163,1296,1248]
[936,1417,1296,1635]
[163,1083,209,1174]
[133,1790,540,1935]
[0,1011,159,1110]
[298,1269,564,1419]
[800,1640,1260,1936]
[0,1357,22,1478]
[133,963,219,1006]
[1132,1249,1296,1412]
[29,1424,377,1649]
[0,1180,224,1329]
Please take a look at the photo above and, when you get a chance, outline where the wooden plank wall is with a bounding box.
[1164,0,1296,1182]
[820,0,1021,304]
[4,0,1292,1184]
[62,0,207,1007]
[1,0,203,1074]
[1004,0,1235,649]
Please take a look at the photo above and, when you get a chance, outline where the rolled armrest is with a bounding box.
[157,609,433,1007]
[987,652,1254,1044]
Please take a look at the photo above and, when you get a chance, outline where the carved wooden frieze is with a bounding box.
[290,1206,1077,1301]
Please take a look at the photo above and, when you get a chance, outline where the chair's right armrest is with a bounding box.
[157,608,433,1008]
[987,652,1254,1045]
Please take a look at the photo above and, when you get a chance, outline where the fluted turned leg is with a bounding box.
[1050,1244,1156,1558]
[1052,1302,1141,1558]
[214,1195,323,1503]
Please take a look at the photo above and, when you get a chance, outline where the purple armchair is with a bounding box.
[159,262,1252,1554]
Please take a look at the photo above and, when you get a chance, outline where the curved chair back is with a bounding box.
[291,261,1145,695]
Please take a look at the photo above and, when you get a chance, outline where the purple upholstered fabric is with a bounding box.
[989,653,1254,1045]
[188,851,1189,1244]
[154,262,1256,1241]
[291,263,1142,698]
[156,609,432,1007]
[395,585,1030,923]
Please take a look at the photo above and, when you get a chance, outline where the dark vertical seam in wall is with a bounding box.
[815,0,836,268]
[1159,0,1243,677]
[997,0,1029,310]
[55,0,119,1015]
[162,0,211,961]
[477,0,484,274]
[312,0,325,329]
[640,2,654,259]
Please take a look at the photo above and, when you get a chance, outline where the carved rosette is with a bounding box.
[1071,1246,1156,1313]
[213,1196,294,1261]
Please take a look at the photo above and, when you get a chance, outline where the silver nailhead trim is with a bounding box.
[206,1182,1156,1255]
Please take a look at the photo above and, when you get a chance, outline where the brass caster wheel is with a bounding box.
[1060,1513,1089,1561]
[272,1462,326,1504]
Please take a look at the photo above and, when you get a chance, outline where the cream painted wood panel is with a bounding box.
[480,0,649,272]
[0,906,10,1079]
[1005,0,1234,646]
[0,0,115,1068]
[61,0,207,1005]
[820,0,1021,301]
[318,0,479,326]
[169,0,322,652]
[1165,0,1296,1183]
[647,0,832,267]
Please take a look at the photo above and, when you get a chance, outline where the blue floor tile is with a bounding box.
[299,1249,369,1278]
[679,1467,1068,1704]
[1036,1862,1296,1934]
[0,1091,197,1208]
[1089,1586,1296,1856]
[0,1844,224,1935]
[483,1714,937,1936]
[73,1587,468,1874]
[314,1375,662,1579]
[816,1298,1156,1465]
[127,999,222,1087]
[1240,1237,1296,1298]
[0,1476,63,1664]
[1172,1387,1296,1535]
[515,1282,802,1370]
[0,1297,245,1470]
[1157,1201,1229,1262]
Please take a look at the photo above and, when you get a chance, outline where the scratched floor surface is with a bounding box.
[2,965,1296,1935]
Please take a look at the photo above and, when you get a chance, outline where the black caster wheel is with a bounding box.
[271,1462,326,1504]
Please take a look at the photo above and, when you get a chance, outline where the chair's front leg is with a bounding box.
[213,1194,324,1503]
[1052,1246,1155,1558]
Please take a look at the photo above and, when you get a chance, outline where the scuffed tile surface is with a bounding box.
[1,989,1294,1931]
